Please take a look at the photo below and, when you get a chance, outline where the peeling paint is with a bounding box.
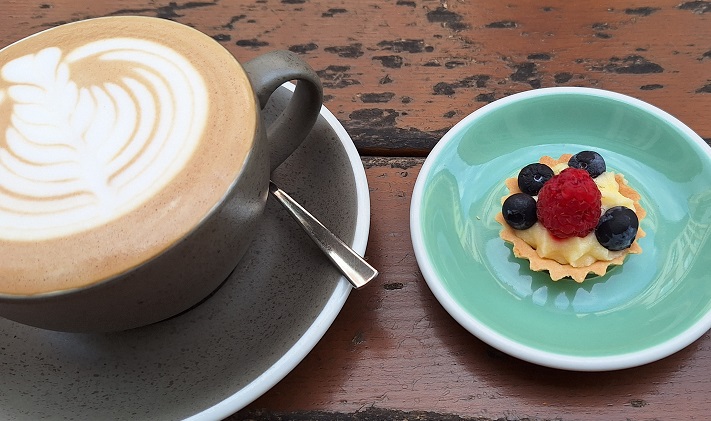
[696,83,711,93]
[373,55,404,68]
[486,21,518,28]
[379,74,394,84]
[508,60,541,88]
[527,53,551,60]
[432,75,491,95]
[396,0,417,7]
[324,43,363,58]
[678,1,711,13]
[361,93,396,103]
[322,8,347,17]
[554,72,573,83]
[236,38,269,47]
[289,43,318,54]
[426,7,470,31]
[345,125,444,155]
[476,92,496,102]
[596,55,664,74]
[222,15,246,30]
[378,39,428,53]
[316,65,361,88]
[625,7,660,15]
[316,66,360,89]
[349,108,399,126]
[108,1,216,18]
[212,34,230,42]
[445,60,466,69]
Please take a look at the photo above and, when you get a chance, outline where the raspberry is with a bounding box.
[536,168,602,239]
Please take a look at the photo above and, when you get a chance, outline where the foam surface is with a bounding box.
[0,39,207,240]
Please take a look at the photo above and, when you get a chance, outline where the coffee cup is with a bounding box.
[0,16,323,332]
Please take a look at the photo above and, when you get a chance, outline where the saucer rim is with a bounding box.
[410,87,711,371]
[190,82,370,419]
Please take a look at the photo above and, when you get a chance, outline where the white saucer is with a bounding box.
[0,84,371,420]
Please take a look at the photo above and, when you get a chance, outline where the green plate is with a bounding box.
[410,87,711,371]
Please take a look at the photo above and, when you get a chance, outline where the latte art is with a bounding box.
[0,16,255,296]
[0,39,208,240]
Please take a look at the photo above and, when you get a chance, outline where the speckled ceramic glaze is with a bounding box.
[0,84,371,419]
[0,17,323,332]
[411,87,711,371]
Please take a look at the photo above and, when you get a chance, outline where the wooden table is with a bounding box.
[4,1,711,420]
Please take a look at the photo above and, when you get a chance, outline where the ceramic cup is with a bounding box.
[0,16,323,332]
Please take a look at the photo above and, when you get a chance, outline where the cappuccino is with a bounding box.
[0,17,256,295]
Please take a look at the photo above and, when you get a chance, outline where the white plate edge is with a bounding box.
[189,82,370,419]
[410,86,711,371]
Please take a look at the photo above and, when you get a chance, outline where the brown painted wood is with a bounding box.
[1,1,711,420]
[233,159,711,420]
[2,0,710,155]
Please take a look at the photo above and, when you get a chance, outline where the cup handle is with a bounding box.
[243,51,323,173]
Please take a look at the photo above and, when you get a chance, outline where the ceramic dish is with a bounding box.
[411,87,711,371]
[0,84,371,420]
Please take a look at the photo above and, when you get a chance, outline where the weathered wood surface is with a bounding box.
[233,159,711,421]
[1,1,711,420]
[3,0,711,155]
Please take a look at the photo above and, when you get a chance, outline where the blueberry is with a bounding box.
[502,193,537,230]
[595,206,639,251]
[568,151,606,178]
[518,163,554,196]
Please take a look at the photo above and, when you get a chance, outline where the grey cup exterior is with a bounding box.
[0,40,322,332]
[0,115,269,332]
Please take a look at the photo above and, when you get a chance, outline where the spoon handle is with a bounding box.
[269,181,378,289]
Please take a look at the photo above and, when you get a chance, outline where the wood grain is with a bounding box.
[0,1,710,420]
[235,159,711,420]
[2,0,710,155]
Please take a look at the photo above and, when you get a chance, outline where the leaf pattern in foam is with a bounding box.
[0,39,208,240]
[1,47,82,194]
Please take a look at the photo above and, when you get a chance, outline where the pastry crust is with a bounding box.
[496,154,646,282]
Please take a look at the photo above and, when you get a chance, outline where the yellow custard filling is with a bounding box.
[496,153,646,282]
[515,165,635,268]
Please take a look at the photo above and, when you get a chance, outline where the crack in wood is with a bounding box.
[361,156,423,169]
[233,407,560,421]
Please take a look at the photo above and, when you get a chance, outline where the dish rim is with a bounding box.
[410,86,711,371]
[189,82,371,419]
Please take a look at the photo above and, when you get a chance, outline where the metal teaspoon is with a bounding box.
[268,180,378,289]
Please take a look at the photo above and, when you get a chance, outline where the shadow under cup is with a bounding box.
[0,16,318,332]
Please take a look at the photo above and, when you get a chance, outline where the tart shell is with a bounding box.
[496,154,647,283]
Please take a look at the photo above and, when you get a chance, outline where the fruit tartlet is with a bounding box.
[495,151,646,282]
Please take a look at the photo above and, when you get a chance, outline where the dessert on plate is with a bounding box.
[495,151,646,282]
